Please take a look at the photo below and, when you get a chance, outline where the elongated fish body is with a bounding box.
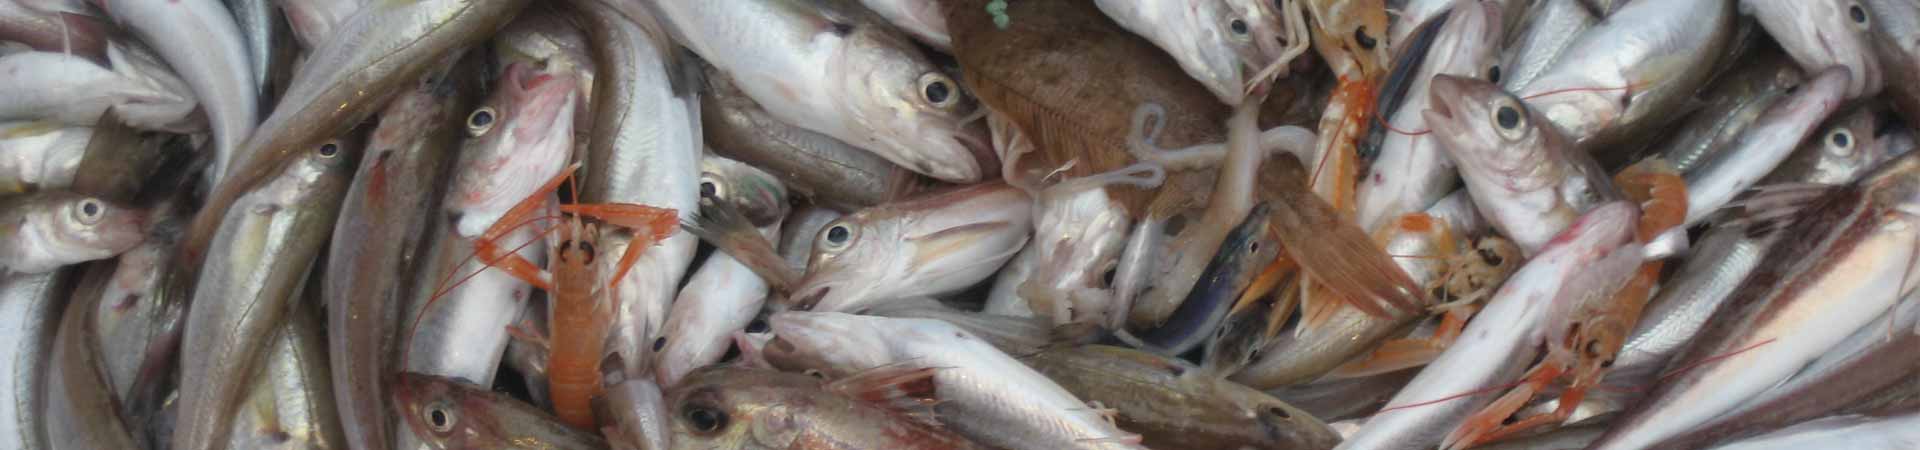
[702,66,912,212]
[0,49,198,132]
[1517,0,1734,153]
[656,156,788,386]
[1022,345,1342,450]
[45,264,145,450]
[1742,0,1882,98]
[1357,1,1505,232]
[1702,413,1920,450]
[767,312,1149,450]
[1681,68,1852,226]
[173,137,358,450]
[325,64,469,450]
[95,0,258,184]
[663,367,991,450]
[0,270,68,450]
[223,299,345,449]
[571,2,703,378]
[651,0,989,182]
[787,182,1033,314]
[1335,202,1640,450]
[1589,152,1920,450]
[391,373,609,450]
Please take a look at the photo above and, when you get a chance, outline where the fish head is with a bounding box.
[467,62,578,152]
[790,184,1033,312]
[662,367,820,450]
[390,373,512,449]
[762,312,895,375]
[1805,108,1895,184]
[1424,75,1558,191]
[1430,0,1506,82]
[447,62,577,234]
[829,31,987,183]
[700,156,790,227]
[52,195,145,259]
[1749,0,1883,98]
[1170,0,1257,103]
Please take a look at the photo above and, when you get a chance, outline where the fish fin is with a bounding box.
[826,364,943,426]
[1272,196,1428,318]
[668,48,706,99]
[1713,183,1838,235]
[681,194,798,291]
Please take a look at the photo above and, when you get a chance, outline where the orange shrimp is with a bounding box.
[411,165,678,430]
[1442,159,1687,449]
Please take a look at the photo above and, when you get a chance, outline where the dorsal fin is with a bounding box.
[826,364,944,427]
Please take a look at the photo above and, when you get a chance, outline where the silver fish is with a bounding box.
[1356,1,1505,232]
[858,0,950,49]
[599,376,671,450]
[570,1,703,378]
[651,0,992,182]
[223,298,346,450]
[1741,0,1883,98]
[1096,0,1301,105]
[0,191,145,274]
[172,136,357,450]
[1496,0,1597,92]
[0,0,107,58]
[96,0,258,184]
[1588,152,1920,450]
[45,263,145,450]
[1703,413,1920,450]
[0,48,198,132]
[655,156,788,387]
[1334,202,1641,450]
[766,312,1149,450]
[1682,67,1852,226]
[1425,74,1619,255]
[701,65,917,211]
[0,270,68,450]
[787,182,1033,313]
[1643,49,1806,174]
[1517,0,1735,152]
[274,0,361,50]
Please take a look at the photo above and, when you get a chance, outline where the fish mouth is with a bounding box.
[945,120,995,183]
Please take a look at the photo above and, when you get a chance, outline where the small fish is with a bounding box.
[1742,0,1883,98]
[0,191,145,274]
[0,270,70,450]
[391,372,610,450]
[660,366,990,450]
[786,182,1032,314]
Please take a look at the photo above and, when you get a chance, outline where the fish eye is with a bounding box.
[1495,105,1522,131]
[425,401,456,433]
[699,179,720,199]
[1849,3,1869,28]
[919,74,957,108]
[1486,65,1502,84]
[1230,18,1249,35]
[1354,27,1378,50]
[683,406,728,434]
[653,337,668,351]
[1248,241,1260,253]
[74,198,104,225]
[466,107,497,137]
[317,142,339,158]
[746,318,770,334]
[1829,128,1856,154]
[818,222,855,251]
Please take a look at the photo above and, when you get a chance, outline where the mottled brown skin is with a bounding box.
[1021,345,1342,450]
[665,367,989,450]
[943,0,1321,217]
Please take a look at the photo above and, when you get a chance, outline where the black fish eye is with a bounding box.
[1487,65,1502,84]
[1354,27,1377,50]
[1832,129,1853,148]
[745,319,770,334]
[1248,241,1260,253]
[80,199,101,217]
[425,403,455,432]
[699,180,718,198]
[1230,19,1249,35]
[924,80,951,104]
[469,109,493,127]
[652,337,667,351]
[826,224,851,244]
[1495,106,1521,130]
[318,143,339,157]
[684,406,728,433]
[1850,4,1868,24]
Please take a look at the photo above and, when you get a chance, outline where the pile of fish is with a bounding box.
[5,0,1920,448]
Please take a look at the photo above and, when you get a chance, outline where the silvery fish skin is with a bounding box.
[391,373,609,450]
[1516,0,1734,152]
[1357,1,1505,232]
[275,0,360,50]
[1702,413,1920,450]
[189,0,531,282]
[765,312,1149,450]
[1135,203,1278,357]
[1864,0,1920,129]
[1021,345,1342,450]
[224,299,345,450]
[859,0,950,49]
[0,48,198,132]
[570,1,703,378]
[656,156,788,387]
[95,0,258,184]
[0,0,107,58]
[1388,0,1527,47]
[400,63,577,387]
[788,182,1033,313]
[45,264,144,450]
[1496,0,1597,106]
[0,270,68,450]
[1682,67,1852,226]
[1644,49,1805,174]
[89,218,178,399]
[652,0,991,182]
[325,65,467,450]
[1095,0,1291,105]
[702,65,913,212]
[600,376,670,450]
[1589,152,1920,450]
[1741,0,1883,98]
[494,7,597,152]
[0,121,91,193]
[172,137,358,450]
[1424,74,1619,255]
[779,207,843,274]
[0,191,145,274]
[224,0,275,104]
[1334,202,1640,450]
[662,366,991,450]
[1594,106,1897,419]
